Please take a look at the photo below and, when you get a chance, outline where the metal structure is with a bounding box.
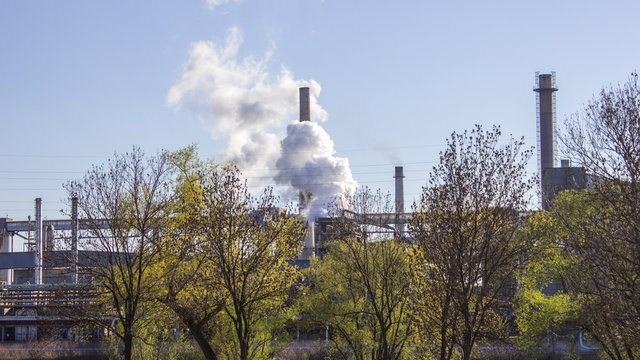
[310,166,409,257]
[0,199,109,342]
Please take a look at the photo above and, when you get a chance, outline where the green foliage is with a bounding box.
[152,145,306,360]
[559,73,640,359]
[516,187,640,359]
[514,202,582,355]
[301,233,414,360]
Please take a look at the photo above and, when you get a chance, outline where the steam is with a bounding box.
[168,27,357,218]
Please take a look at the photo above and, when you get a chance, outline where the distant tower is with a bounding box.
[394,166,405,237]
[535,72,587,210]
[534,72,558,209]
[534,72,558,172]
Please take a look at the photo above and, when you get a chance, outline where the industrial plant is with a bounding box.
[0,73,586,345]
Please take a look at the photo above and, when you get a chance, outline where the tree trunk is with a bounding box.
[235,317,248,360]
[461,335,473,360]
[439,292,452,360]
[187,319,218,360]
[123,330,133,360]
[239,337,248,360]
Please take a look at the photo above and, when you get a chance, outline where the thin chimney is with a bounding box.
[394,166,405,214]
[299,87,310,122]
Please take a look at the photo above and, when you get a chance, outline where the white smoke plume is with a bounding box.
[276,122,357,218]
[168,27,357,217]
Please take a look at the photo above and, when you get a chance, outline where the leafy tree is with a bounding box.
[516,74,640,359]
[410,125,535,360]
[552,73,640,360]
[150,146,226,360]
[301,188,414,360]
[147,146,305,360]
[409,247,459,360]
[64,147,174,360]
[518,187,640,359]
[513,210,581,355]
[553,189,639,359]
[185,159,305,360]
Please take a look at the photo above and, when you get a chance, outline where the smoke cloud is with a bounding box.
[276,122,357,218]
[168,27,357,218]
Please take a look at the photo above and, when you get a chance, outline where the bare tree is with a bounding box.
[410,125,535,360]
[64,147,173,360]
[556,72,640,359]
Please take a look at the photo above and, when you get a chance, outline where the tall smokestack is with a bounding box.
[394,166,404,214]
[35,198,43,285]
[299,87,310,122]
[534,73,558,171]
[298,87,312,216]
[535,72,558,210]
[72,197,79,284]
[394,166,405,238]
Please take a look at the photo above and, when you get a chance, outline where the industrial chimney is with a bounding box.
[534,73,558,171]
[297,86,315,260]
[534,72,558,210]
[394,166,404,214]
[35,198,43,285]
[299,87,310,122]
[394,166,405,237]
[298,86,313,214]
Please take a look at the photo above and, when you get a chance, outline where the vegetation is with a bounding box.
[300,188,414,360]
[516,73,640,359]
[156,146,306,360]
[410,125,535,360]
[64,147,174,360]
[48,74,640,359]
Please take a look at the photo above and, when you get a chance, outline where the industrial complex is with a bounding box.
[0,73,586,343]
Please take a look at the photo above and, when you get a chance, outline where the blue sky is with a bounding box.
[1,0,639,224]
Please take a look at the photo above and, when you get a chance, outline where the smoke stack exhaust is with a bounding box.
[299,87,310,122]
